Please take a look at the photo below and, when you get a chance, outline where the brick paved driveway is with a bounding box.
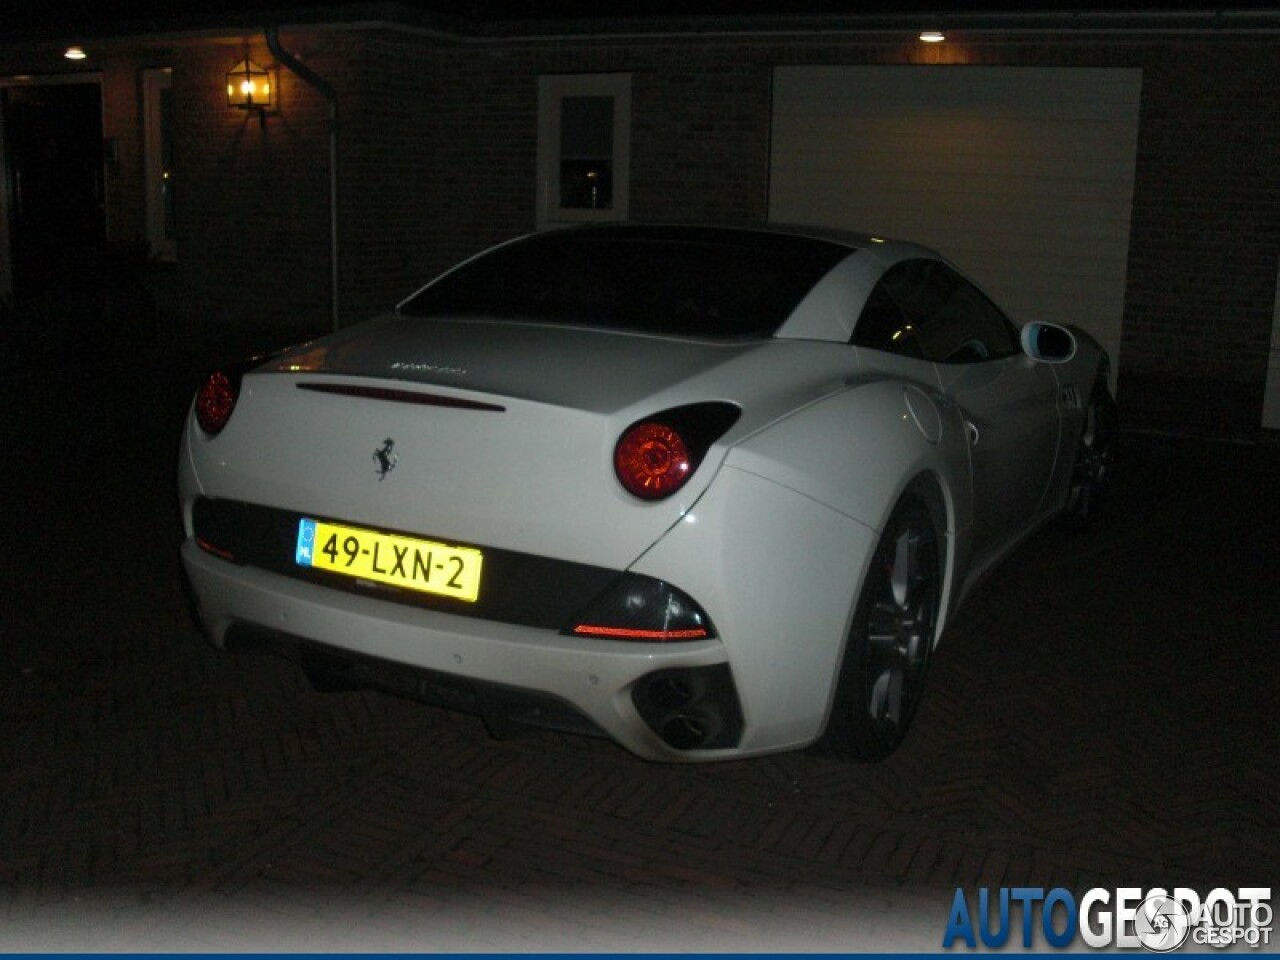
[1,361,1277,951]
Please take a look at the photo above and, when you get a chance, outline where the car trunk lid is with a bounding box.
[192,317,821,574]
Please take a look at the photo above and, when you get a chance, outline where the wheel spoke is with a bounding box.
[884,665,904,725]
[867,625,898,653]
[890,528,914,608]
[1082,397,1098,447]
[868,669,889,720]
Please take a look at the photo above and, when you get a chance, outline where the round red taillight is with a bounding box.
[615,422,691,500]
[195,371,239,435]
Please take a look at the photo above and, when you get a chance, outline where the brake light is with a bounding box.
[615,422,691,500]
[195,371,239,435]
[613,402,741,501]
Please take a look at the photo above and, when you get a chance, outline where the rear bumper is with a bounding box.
[182,539,745,761]
[180,441,881,762]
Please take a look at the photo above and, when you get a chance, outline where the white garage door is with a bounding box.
[769,65,1142,378]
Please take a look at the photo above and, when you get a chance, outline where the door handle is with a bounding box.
[965,420,980,446]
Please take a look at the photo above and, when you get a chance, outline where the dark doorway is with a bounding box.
[2,82,107,329]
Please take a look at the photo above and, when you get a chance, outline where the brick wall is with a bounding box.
[170,35,340,352]
[2,24,1278,432]
[1121,40,1280,433]
[336,34,777,319]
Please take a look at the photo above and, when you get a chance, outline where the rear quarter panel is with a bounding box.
[726,374,973,538]
[633,374,974,751]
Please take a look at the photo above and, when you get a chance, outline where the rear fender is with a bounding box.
[724,378,972,538]
[629,379,972,750]
[726,378,974,651]
[630,465,878,752]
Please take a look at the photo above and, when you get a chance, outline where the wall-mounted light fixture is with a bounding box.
[226,57,275,112]
[64,46,87,60]
[919,30,946,43]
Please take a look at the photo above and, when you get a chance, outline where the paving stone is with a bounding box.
[1,365,1277,950]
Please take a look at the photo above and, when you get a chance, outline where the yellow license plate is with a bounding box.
[295,518,483,602]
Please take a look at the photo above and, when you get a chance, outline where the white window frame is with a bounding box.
[142,67,175,261]
[536,73,631,229]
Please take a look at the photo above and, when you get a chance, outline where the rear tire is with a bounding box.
[816,497,942,762]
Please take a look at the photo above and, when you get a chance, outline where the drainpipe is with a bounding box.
[265,24,340,333]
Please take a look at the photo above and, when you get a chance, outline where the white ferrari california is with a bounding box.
[179,224,1115,762]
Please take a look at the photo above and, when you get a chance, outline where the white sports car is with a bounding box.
[179,224,1114,762]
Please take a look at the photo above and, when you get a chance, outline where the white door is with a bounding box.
[937,356,1061,554]
[856,256,1062,554]
[770,65,1142,389]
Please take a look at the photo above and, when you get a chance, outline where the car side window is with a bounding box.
[877,259,1020,364]
[851,282,924,358]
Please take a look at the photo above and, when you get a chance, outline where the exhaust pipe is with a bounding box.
[660,707,724,751]
[632,665,743,751]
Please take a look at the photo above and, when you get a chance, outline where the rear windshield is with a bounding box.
[399,226,850,339]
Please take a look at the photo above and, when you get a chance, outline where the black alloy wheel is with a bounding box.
[817,497,941,762]
[1064,375,1118,524]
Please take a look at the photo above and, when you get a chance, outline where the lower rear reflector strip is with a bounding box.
[572,625,709,641]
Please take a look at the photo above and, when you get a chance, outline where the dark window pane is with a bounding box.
[559,158,612,210]
[159,85,177,243]
[401,226,851,340]
[560,96,613,156]
[559,96,614,210]
[880,259,1018,363]
[852,282,923,358]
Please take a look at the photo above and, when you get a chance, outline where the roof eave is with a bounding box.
[10,4,1280,46]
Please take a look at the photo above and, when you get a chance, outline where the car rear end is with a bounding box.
[178,225,873,760]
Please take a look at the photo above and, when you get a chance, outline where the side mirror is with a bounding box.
[1021,322,1077,363]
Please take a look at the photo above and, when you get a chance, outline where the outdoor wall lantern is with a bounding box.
[226,57,275,112]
